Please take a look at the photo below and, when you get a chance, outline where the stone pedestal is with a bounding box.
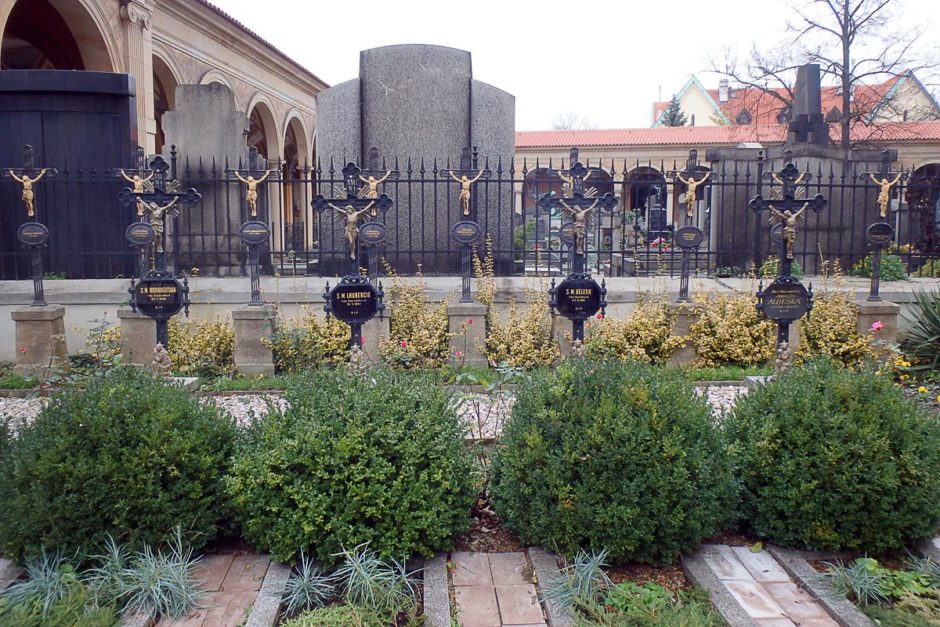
[666,304,697,366]
[232,305,276,377]
[11,305,68,374]
[856,299,901,347]
[448,301,488,367]
[362,307,391,363]
[118,307,156,366]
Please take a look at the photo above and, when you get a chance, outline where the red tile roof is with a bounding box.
[652,76,905,126]
[515,121,940,149]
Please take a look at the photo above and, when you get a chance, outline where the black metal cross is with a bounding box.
[225,146,279,219]
[4,144,58,219]
[858,150,905,301]
[313,163,393,276]
[538,159,618,274]
[117,155,201,271]
[440,147,492,218]
[353,147,400,213]
[749,158,827,277]
[666,149,711,225]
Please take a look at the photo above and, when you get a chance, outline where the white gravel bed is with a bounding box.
[1,385,747,438]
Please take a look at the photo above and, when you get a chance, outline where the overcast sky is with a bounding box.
[210,0,936,130]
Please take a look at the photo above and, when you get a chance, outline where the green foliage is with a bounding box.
[900,288,940,370]
[281,604,387,627]
[263,307,350,373]
[492,360,737,564]
[332,544,418,614]
[379,270,451,370]
[0,372,37,389]
[116,528,204,620]
[581,585,724,626]
[201,372,295,391]
[584,295,685,364]
[0,583,118,627]
[852,253,908,281]
[0,367,237,561]
[689,291,776,368]
[168,317,235,378]
[681,364,773,381]
[825,557,940,624]
[227,368,476,564]
[759,256,804,279]
[796,291,873,367]
[661,94,688,127]
[727,359,940,552]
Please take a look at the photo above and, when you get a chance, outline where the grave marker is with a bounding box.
[859,150,905,301]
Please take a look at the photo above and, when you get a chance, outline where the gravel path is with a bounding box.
[0,385,748,438]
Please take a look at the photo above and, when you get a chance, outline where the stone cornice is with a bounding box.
[155,0,328,96]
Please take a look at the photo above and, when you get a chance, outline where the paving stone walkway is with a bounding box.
[163,552,270,627]
[690,545,839,626]
[451,551,546,627]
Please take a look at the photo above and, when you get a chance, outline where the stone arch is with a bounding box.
[199,68,237,105]
[624,165,668,240]
[283,112,310,168]
[151,50,181,155]
[1,0,119,72]
[246,93,281,163]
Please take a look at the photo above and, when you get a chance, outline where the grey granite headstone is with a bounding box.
[163,84,249,275]
[315,44,515,274]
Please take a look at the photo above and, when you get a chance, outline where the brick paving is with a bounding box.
[162,552,270,627]
[451,551,545,627]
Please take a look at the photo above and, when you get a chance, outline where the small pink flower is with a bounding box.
[596,312,604,320]
[18,346,26,354]
[360,336,365,345]
[400,340,408,349]
[466,319,473,325]
[870,320,884,332]
[455,350,463,359]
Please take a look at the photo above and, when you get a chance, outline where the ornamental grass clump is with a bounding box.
[0,367,237,562]
[584,294,685,363]
[491,359,737,564]
[727,358,940,552]
[226,368,476,564]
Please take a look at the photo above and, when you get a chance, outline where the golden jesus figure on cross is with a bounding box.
[235,170,272,217]
[559,198,600,256]
[677,171,711,218]
[9,168,47,218]
[449,170,484,216]
[328,202,374,260]
[119,169,155,217]
[769,202,809,261]
[869,172,903,219]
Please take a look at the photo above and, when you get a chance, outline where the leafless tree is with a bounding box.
[713,0,939,151]
[551,111,599,131]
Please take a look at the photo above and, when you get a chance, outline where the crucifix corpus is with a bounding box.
[750,158,828,349]
[859,150,906,301]
[666,149,711,301]
[440,147,492,218]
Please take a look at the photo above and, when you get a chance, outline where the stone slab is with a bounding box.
[199,590,254,627]
[451,551,492,586]
[193,554,234,592]
[220,554,269,592]
[731,547,792,583]
[0,558,22,591]
[527,548,576,627]
[11,304,66,321]
[454,584,500,627]
[495,584,544,625]
[314,77,361,165]
[753,619,796,626]
[763,582,838,625]
[12,304,68,374]
[701,545,754,581]
[683,550,757,627]
[245,561,290,627]
[489,552,529,585]
[724,580,789,620]
[422,554,451,627]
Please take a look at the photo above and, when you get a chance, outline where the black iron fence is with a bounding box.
[1,147,938,280]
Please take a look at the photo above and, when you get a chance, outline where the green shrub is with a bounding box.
[226,369,476,564]
[852,253,908,282]
[0,367,237,561]
[281,604,386,627]
[491,360,737,564]
[727,359,940,552]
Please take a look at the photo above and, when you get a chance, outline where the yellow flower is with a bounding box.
[901,374,909,381]
[918,386,929,394]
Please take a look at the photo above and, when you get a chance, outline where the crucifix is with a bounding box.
[118,155,201,272]
[354,147,399,216]
[859,150,905,301]
[667,150,711,302]
[750,157,827,349]
[440,147,492,218]
[227,147,279,219]
[3,145,58,306]
[313,161,393,277]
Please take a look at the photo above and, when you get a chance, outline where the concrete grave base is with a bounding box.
[448,301,487,367]
[118,307,156,366]
[233,304,276,377]
[11,304,68,375]
[856,299,900,344]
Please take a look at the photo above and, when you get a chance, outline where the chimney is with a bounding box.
[719,78,729,102]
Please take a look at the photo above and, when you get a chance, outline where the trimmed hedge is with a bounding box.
[0,368,237,561]
[226,368,476,564]
[727,359,940,552]
[491,359,737,564]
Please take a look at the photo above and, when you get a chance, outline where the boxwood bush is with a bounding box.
[226,368,476,564]
[491,360,737,564]
[0,367,237,561]
[727,359,940,552]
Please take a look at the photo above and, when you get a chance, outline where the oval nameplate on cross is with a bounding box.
[674,226,704,249]
[238,220,271,246]
[866,222,894,248]
[761,279,809,322]
[359,222,387,247]
[17,222,49,246]
[125,221,155,247]
[451,220,482,245]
